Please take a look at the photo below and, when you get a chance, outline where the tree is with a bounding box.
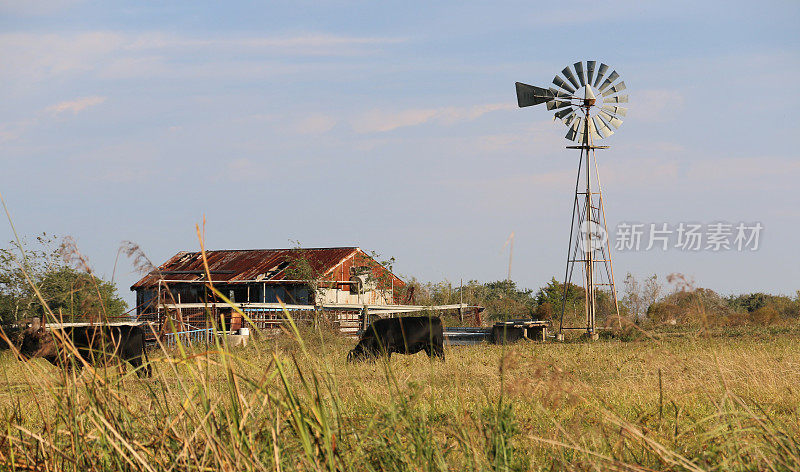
[0,234,127,324]
[37,268,127,320]
[622,273,661,323]
[534,278,584,323]
[472,280,537,320]
[642,275,662,313]
[408,279,537,321]
[621,273,642,322]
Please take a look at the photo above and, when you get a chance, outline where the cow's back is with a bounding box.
[66,324,147,362]
[115,325,146,358]
[376,316,443,353]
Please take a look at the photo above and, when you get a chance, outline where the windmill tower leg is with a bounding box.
[583,122,596,339]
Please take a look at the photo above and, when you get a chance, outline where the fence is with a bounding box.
[160,327,213,348]
[140,304,439,341]
[243,309,362,334]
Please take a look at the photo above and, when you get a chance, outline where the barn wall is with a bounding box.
[317,288,394,305]
[320,249,405,303]
[135,289,156,317]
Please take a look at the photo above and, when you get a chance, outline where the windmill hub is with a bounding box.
[583,85,597,107]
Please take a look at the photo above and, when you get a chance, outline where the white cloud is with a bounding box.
[527,169,574,187]
[292,113,337,134]
[45,96,106,115]
[0,96,106,144]
[352,109,439,133]
[687,157,800,182]
[0,31,406,84]
[444,155,681,193]
[634,89,685,123]
[0,32,125,82]
[0,118,37,143]
[0,0,84,15]
[601,158,680,186]
[99,167,153,183]
[618,141,685,154]
[472,119,565,153]
[352,102,514,133]
[126,33,406,55]
[225,158,262,182]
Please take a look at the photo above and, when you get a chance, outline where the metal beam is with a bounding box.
[156,302,476,313]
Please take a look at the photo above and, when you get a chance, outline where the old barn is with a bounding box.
[131,247,475,338]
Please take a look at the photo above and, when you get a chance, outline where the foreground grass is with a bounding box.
[0,326,798,471]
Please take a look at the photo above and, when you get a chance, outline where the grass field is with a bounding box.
[0,323,799,471]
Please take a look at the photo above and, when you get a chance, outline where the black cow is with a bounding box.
[347,316,445,362]
[17,320,151,377]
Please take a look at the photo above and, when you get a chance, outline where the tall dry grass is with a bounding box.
[0,320,798,471]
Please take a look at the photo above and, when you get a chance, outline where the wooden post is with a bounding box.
[459,278,464,323]
[360,305,369,332]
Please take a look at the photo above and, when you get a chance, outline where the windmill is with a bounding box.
[515,61,626,340]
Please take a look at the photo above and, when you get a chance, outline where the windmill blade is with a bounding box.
[586,61,596,85]
[574,118,589,143]
[593,63,609,87]
[601,112,623,129]
[599,110,615,122]
[601,105,627,117]
[562,111,577,126]
[574,62,586,87]
[565,119,580,141]
[547,100,573,111]
[603,94,629,104]
[554,107,574,119]
[515,82,555,107]
[552,75,576,94]
[598,71,620,92]
[595,116,614,138]
[549,87,572,99]
[598,110,623,128]
[594,116,614,138]
[562,66,580,90]
[602,81,626,97]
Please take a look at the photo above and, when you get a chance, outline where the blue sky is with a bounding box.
[1,0,798,305]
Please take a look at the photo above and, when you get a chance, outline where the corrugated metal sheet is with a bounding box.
[131,247,361,289]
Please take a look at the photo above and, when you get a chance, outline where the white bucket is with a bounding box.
[239,327,250,336]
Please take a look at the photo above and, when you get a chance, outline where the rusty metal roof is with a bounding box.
[131,247,362,289]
